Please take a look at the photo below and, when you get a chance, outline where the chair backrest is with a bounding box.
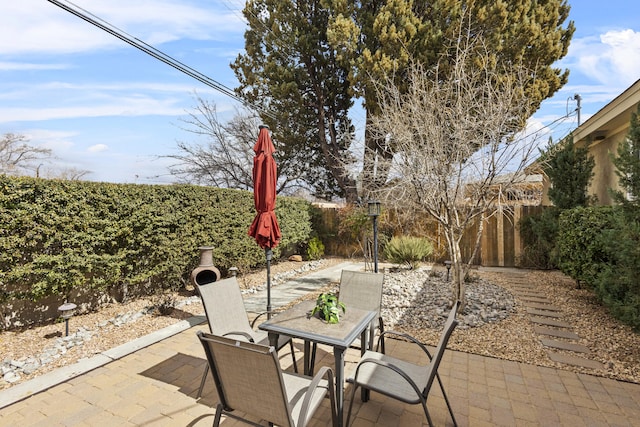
[198,332,294,427]
[196,276,255,339]
[423,300,460,395]
[338,270,384,314]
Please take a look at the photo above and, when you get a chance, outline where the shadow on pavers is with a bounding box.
[139,353,207,399]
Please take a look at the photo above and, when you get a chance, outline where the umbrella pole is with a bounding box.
[266,248,273,319]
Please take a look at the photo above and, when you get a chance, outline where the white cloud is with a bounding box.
[0,79,236,124]
[87,144,109,153]
[569,29,640,88]
[22,129,77,151]
[0,101,185,123]
[0,0,245,55]
[0,62,70,71]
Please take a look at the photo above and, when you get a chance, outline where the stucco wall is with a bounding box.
[586,128,626,205]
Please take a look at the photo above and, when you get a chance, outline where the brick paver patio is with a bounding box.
[1,320,639,426]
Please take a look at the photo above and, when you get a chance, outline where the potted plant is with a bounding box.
[311,292,346,324]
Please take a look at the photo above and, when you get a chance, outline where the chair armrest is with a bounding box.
[376,330,433,360]
[249,310,271,328]
[221,331,255,342]
[354,357,424,398]
[298,366,336,427]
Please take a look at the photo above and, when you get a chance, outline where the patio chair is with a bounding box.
[310,270,385,371]
[338,270,386,352]
[197,331,337,427]
[345,301,460,427]
[195,276,297,399]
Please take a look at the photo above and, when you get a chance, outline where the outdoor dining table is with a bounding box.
[259,299,377,427]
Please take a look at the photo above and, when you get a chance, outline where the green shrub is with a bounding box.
[0,176,313,304]
[556,206,615,289]
[555,205,640,331]
[592,209,640,331]
[518,207,559,269]
[383,236,433,269]
[306,236,325,260]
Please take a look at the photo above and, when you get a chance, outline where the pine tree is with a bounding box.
[601,103,640,330]
[544,135,595,209]
[232,0,357,201]
[612,104,640,210]
[326,0,575,195]
[233,0,575,200]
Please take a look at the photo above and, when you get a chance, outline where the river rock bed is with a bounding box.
[1,260,330,386]
[381,267,516,330]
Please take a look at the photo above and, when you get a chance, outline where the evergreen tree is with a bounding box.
[233,0,574,200]
[544,134,595,209]
[521,134,594,268]
[596,104,640,330]
[612,104,640,211]
[327,0,575,195]
[232,0,357,201]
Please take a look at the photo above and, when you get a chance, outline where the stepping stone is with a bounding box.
[519,296,550,303]
[523,302,561,312]
[515,290,546,298]
[515,292,549,304]
[513,289,539,295]
[529,316,572,328]
[527,308,562,318]
[540,338,590,353]
[513,290,539,295]
[546,351,603,370]
[534,326,580,340]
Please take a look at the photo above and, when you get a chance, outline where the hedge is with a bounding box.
[557,206,640,331]
[556,206,616,289]
[0,176,312,303]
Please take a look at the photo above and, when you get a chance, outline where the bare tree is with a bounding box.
[51,167,92,181]
[166,96,308,195]
[370,32,543,309]
[0,133,52,176]
[166,97,257,190]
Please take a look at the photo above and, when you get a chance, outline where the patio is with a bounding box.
[1,317,639,426]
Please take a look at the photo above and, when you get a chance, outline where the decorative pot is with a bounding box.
[190,246,221,288]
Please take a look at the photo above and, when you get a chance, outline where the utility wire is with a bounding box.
[46,0,276,120]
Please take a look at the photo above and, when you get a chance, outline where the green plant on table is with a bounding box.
[311,292,346,324]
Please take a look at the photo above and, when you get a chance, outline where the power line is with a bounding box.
[46,0,276,120]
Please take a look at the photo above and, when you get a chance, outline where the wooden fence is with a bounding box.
[317,205,545,268]
[476,205,545,267]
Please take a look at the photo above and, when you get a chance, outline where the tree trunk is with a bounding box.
[316,99,359,202]
[362,110,394,198]
[444,228,466,312]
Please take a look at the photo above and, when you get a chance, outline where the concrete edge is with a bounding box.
[0,261,375,409]
[0,315,206,409]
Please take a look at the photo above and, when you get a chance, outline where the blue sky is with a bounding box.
[1,0,639,185]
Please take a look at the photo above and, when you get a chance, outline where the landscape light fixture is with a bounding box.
[444,260,452,281]
[58,302,77,336]
[368,200,381,273]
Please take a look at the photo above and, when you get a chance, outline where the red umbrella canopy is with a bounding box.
[248,126,281,249]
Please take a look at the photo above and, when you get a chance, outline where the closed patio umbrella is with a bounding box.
[248,125,281,318]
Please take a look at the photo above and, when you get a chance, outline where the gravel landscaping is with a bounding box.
[1,258,638,390]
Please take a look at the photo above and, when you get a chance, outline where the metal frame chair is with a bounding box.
[310,270,385,371]
[197,332,337,427]
[345,301,460,427]
[337,270,386,352]
[195,276,297,398]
